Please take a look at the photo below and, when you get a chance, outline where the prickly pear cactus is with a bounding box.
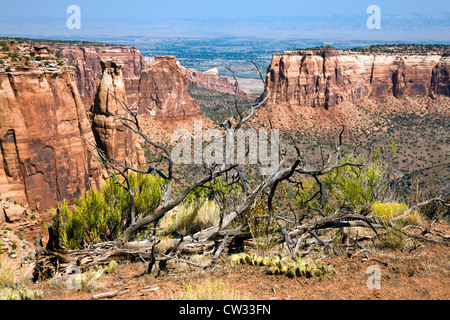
[230,252,336,279]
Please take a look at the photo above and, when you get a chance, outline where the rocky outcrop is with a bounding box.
[90,59,142,167]
[265,49,450,109]
[184,67,248,97]
[431,54,450,97]
[124,77,140,106]
[0,68,98,209]
[134,56,201,120]
[57,46,147,102]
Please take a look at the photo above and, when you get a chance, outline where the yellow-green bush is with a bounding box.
[371,202,423,226]
[295,154,387,215]
[58,172,161,249]
[371,202,407,221]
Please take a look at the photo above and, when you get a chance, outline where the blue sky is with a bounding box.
[1,0,450,41]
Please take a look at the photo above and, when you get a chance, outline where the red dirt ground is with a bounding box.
[29,233,449,301]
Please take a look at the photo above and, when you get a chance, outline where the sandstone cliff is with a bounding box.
[90,59,142,167]
[133,56,201,120]
[0,68,98,209]
[265,49,450,109]
[57,46,147,102]
[184,67,248,97]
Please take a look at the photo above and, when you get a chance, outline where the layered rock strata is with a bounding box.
[0,68,98,209]
[57,46,147,101]
[265,49,450,109]
[184,67,248,97]
[133,56,201,120]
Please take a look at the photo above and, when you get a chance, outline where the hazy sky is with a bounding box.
[1,0,450,41]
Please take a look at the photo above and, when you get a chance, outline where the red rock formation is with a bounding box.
[135,56,201,120]
[56,46,147,102]
[184,67,249,97]
[265,49,450,109]
[431,54,450,97]
[90,59,142,167]
[124,77,140,106]
[0,68,98,209]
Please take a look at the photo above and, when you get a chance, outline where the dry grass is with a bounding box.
[172,279,251,300]
[160,198,220,236]
[0,256,40,300]
[0,256,18,289]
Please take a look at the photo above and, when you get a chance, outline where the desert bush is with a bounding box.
[173,279,250,300]
[58,172,161,249]
[295,153,388,215]
[407,177,449,220]
[245,193,278,257]
[381,225,406,250]
[371,201,424,227]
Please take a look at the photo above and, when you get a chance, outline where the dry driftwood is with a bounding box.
[92,289,130,300]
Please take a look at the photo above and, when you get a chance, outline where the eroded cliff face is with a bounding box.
[0,69,98,209]
[57,46,147,102]
[90,59,142,167]
[134,56,201,120]
[184,67,249,97]
[265,49,450,109]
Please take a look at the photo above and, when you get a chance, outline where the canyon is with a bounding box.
[0,41,449,211]
[0,42,206,209]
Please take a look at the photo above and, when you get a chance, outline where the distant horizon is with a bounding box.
[1,1,450,43]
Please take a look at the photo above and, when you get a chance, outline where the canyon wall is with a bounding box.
[57,46,147,102]
[133,56,201,120]
[265,49,450,109]
[0,69,98,209]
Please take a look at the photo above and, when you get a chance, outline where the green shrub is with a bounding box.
[295,154,387,215]
[381,225,406,250]
[58,172,161,249]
